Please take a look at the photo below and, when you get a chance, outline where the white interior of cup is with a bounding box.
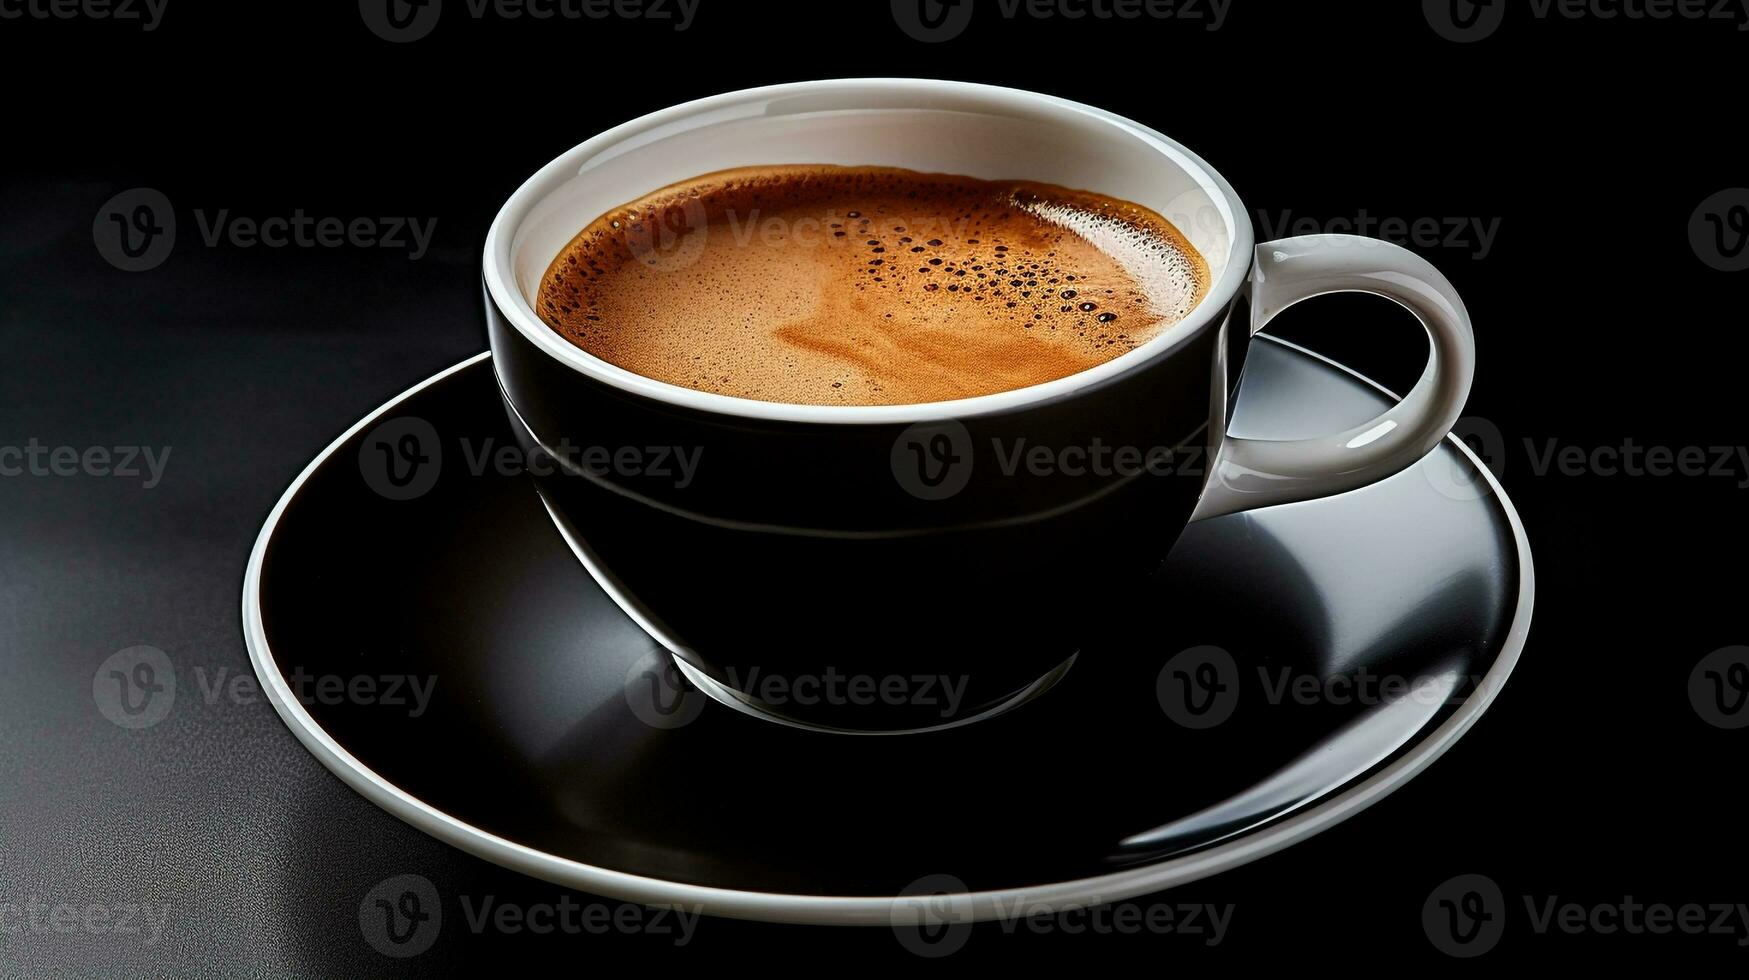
[484,79,1253,423]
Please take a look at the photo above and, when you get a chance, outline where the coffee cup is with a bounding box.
[483,79,1474,733]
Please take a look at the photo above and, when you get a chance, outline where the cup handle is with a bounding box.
[1189,234,1476,522]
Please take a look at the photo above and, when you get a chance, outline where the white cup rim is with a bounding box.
[483,78,1255,424]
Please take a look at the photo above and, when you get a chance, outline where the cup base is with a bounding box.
[669,650,1078,736]
[527,477,1084,736]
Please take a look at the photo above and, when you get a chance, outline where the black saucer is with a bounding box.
[243,336,1532,924]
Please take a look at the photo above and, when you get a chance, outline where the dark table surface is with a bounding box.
[3,3,1747,974]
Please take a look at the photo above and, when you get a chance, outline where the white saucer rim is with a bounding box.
[241,342,1534,926]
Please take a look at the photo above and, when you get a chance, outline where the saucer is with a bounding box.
[242,335,1532,925]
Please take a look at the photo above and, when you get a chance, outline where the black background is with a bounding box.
[2,0,1745,974]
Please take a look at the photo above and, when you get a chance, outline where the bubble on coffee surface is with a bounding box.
[537,165,1210,406]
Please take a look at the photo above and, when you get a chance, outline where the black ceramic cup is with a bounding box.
[483,79,1476,733]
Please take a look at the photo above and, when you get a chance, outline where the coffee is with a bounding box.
[537,165,1208,406]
